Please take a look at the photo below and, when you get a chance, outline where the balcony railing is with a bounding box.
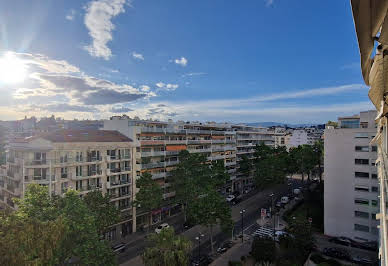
[25,159,48,166]
[142,162,165,169]
[188,148,212,153]
[152,172,166,180]
[141,151,166,157]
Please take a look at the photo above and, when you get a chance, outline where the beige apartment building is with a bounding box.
[324,111,379,242]
[0,129,136,239]
[231,124,275,192]
[104,116,237,230]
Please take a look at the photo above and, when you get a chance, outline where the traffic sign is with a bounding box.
[261,208,267,218]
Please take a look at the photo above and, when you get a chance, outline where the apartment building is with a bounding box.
[0,129,136,238]
[324,110,379,242]
[104,116,237,231]
[231,124,275,192]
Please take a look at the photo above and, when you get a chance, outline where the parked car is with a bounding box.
[275,201,282,208]
[183,220,195,230]
[356,241,378,251]
[329,236,352,246]
[281,196,289,204]
[232,191,240,197]
[155,223,170,234]
[230,196,242,205]
[352,256,374,265]
[226,195,235,202]
[112,243,126,254]
[217,241,233,253]
[191,255,213,266]
[323,247,351,261]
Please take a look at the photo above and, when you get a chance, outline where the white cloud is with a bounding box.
[182,72,207,77]
[132,52,144,60]
[155,82,179,91]
[174,57,188,67]
[84,0,127,60]
[66,9,76,21]
[140,85,150,92]
[265,0,274,7]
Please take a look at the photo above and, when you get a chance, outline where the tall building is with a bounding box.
[103,116,237,231]
[0,129,136,239]
[231,124,275,192]
[324,110,379,242]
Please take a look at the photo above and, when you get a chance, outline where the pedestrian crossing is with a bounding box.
[252,226,274,239]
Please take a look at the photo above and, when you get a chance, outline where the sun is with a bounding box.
[0,52,28,84]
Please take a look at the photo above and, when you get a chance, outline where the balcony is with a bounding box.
[141,151,166,157]
[165,161,179,167]
[108,179,131,188]
[208,155,224,161]
[188,148,211,153]
[165,151,179,156]
[163,191,176,199]
[212,139,225,144]
[165,140,186,144]
[141,127,166,133]
[151,172,166,180]
[25,160,48,166]
[225,161,236,167]
[142,162,165,169]
[88,170,102,177]
[86,156,102,163]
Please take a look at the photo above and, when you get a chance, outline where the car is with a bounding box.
[226,195,235,202]
[357,241,378,251]
[244,188,250,194]
[191,255,213,266]
[329,236,352,246]
[281,196,289,204]
[275,201,282,208]
[232,191,240,197]
[112,243,126,254]
[155,223,170,234]
[230,196,242,205]
[323,247,351,261]
[217,241,233,253]
[183,220,195,230]
[352,256,374,265]
[293,188,301,195]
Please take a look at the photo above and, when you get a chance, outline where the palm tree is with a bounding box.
[142,228,192,266]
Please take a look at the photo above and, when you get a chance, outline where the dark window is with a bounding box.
[372,213,377,220]
[355,186,369,192]
[355,146,369,152]
[355,211,369,219]
[354,224,369,232]
[372,174,377,179]
[355,172,369,178]
[372,146,377,152]
[355,199,369,205]
[371,200,378,207]
[371,186,378,193]
[355,159,369,165]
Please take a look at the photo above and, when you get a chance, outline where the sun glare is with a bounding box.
[0,52,28,84]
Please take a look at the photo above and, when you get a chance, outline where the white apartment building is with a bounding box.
[231,124,275,192]
[0,129,137,239]
[103,116,237,231]
[324,110,379,242]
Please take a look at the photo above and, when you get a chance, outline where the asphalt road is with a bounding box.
[117,178,304,264]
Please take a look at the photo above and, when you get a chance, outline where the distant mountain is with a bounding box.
[246,122,322,128]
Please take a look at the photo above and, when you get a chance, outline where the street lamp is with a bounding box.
[240,209,246,243]
[195,233,205,260]
[269,193,275,240]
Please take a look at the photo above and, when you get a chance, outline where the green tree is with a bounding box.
[210,159,230,187]
[312,140,324,182]
[293,145,315,182]
[239,154,252,177]
[0,209,65,265]
[13,184,117,265]
[251,237,276,263]
[170,150,212,222]
[83,190,120,234]
[134,172,163,232]
[188,188,232,253]
[142,227,192,266]
[285,219,316,258]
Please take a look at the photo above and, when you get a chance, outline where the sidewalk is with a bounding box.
[210,238,255,266]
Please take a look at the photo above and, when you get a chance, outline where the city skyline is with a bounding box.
[0,0,370,123]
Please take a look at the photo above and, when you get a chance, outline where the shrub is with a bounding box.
[310,253,326,264]
[251,238,276,263]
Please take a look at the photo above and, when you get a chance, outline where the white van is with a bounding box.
[281,196,289,204]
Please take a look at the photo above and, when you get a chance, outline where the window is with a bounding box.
[372,174,377,179]
[355,198,369,205]
[371,146,377,152]
[61,167,68,178]
[76,166,82,177]
[355,132,369,138]
[355,186,369,192]
[371,200,378,207]
[372,213,377,220]
[355,211,369,219]
[76,152,83,162]
[341,119,359,128]
[355,146,369,152]
[355,159,369,165]
[355,172,369,178]
[371,186,378,193]
[354,224,369,232]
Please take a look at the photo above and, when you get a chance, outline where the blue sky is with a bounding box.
[0,0,372,123]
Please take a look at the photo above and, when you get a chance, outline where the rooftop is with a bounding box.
[14,130,132,143]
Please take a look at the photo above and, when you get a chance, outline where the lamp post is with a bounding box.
[269,193,275,240]
[195,233,204,260]
[240,209,246,243]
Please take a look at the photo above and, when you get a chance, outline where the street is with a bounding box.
[118,178,304,265]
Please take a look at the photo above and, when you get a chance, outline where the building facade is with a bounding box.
[103,117,237,231]
[0,129,136,239]
[324,110,379,242]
